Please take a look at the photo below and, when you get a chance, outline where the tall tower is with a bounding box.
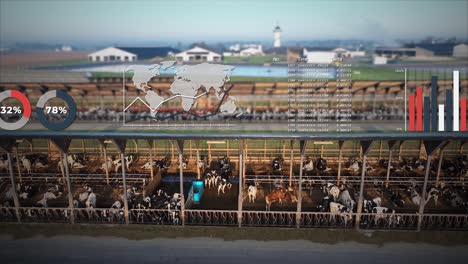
[273,23,281,48]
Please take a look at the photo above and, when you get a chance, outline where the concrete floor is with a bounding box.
[0,235,467,264]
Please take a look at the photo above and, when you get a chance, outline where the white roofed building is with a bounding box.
[304,48,337,64]
[88,46,179,62]
[240,45,264,57]
[88,47,136,62]
[175,46,222,62]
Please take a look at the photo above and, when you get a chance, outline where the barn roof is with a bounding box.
[116,47,180,59]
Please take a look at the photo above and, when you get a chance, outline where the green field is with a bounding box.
[223,55,287,64]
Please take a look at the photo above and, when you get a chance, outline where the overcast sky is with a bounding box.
[1,0,467,46]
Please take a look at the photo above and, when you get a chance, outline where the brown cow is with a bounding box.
[265,188,297,211]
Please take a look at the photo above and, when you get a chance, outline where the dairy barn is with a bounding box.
[0,131,467,231]
[88,46,180,62]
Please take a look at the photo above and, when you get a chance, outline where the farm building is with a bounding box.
[304,48,337,64]
[88,46,180,62]
[240,45,264,57]
[453,43,468,58]
[374,47,434,58]
[175,46,222,62]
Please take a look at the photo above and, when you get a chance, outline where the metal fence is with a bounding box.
[1,207,467,230]
[185,210,237,226]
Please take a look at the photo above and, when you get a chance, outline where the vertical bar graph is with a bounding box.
[461,98,467,131]
[407,69,466,132]
[453,71,459,131]
[431,76,438,131]
[438,105,445,131]
[416,87,423,131]
[409,94,415,131]
[446,89,453,131]
[423,96,430,132]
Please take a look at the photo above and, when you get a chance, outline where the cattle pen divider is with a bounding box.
[0,131,467,231]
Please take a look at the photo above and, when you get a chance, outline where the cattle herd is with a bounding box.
[0,146,467,228]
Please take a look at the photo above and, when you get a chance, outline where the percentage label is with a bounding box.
[36,90,76,130]
[0,90,31,130]
[45,106,67,114]
[0,106,22,114]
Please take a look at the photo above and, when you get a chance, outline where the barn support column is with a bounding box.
[50,138,74,224]
[355,141,373,230]
[225,141,229,157]
[59,149,66,182]
[133,139,139,153]
[336,140,344,185]
[208,143,212,163]
[419,140,425,160]
[378,141,383,160]
[147,140,154,180]
[296,140,307,228]
[282,141,286,158]
[237,140,245,227]
[113,139,129,225]
[436,143,449,186]
[417,140,448,231]
[195,140,201,180]
[81,139,86,157]
[385,141,400,189]
[243,141,247,187]
[460,140,467,154]
[14,145,22,183]
[289,140,294,187]
[189,140,193,159]
[7,153,21,223]
[398,142,404,161]
[176,140,185,226]
[171,141,175,161]
[0,139,21,223]
[98,139,111,184]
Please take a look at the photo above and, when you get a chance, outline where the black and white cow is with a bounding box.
[272,157,283,172]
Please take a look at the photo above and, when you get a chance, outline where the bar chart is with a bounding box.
[407,70,467,132]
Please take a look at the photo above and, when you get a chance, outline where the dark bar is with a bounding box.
[431,76,438,131]
[446,89,453,131]
[416,87,423,131]
[424,96,430,132]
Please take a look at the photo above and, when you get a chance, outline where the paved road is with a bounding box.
[0,235,467,264]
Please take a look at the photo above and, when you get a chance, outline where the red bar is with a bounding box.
[461,97,467,131]
[409,94,415,131]
[416,87,423,131]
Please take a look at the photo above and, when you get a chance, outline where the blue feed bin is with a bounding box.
[192,180,204,203]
